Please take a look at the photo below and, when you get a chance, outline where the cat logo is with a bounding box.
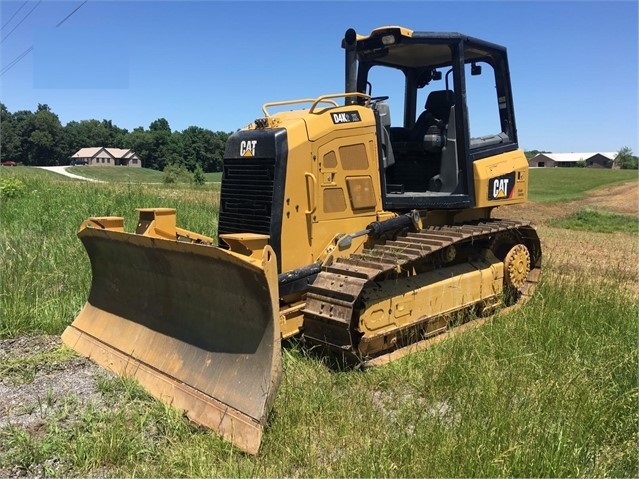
[493,179,509,198]
[240,140,257,157]
[488,172,516,200]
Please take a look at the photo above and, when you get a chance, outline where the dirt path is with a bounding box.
[36,166,104,183]
[496,180,638,296]
[496,181,639,225]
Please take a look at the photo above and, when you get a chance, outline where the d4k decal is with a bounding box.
[331,111,361,124]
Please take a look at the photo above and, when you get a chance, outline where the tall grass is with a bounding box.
[0,169,219,337]
[1,167,637,477]
[1,278,636,477]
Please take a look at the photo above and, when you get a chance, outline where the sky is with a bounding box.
[1,0,637,153]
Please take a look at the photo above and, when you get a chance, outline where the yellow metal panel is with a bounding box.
[473,149,529,208]
[305,105,376,141]
[272,119,315,272]
[356,26,415,41]
[346,176,377,210]
[253,100,389,271]
[323,188,347,213]
[62,227,281,455]
[359,255,504,339]
[323,150,338,168]
[264,103,386,271]
[340,143,369,170]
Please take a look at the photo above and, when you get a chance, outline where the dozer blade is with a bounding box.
[62,222,281,455]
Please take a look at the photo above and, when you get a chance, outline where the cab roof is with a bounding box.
[344,26,507,69]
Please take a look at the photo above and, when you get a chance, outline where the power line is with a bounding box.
[0,0,89,77]
[0,46,33,76]
[1,0,42,45]
[1,0,29,31]
[56,0,88,27]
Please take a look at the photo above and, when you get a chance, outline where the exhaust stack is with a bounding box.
[344,28,358,105]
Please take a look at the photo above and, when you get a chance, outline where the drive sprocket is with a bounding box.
[503,244,531,291]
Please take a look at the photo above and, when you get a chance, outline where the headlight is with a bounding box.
[381,34,396,45]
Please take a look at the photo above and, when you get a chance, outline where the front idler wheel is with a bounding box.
[503,243,531,293]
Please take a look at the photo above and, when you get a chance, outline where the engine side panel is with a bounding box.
[222,105,388,274]
[472,149,529,208]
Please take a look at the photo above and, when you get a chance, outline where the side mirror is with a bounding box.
[471,62,482,76]
[417,69,442,89]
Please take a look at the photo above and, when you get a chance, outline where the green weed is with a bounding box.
[0,346,75,384]
[550,208,639,233]
[0,177,26,199]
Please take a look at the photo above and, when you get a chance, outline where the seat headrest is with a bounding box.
[425,90,455,119]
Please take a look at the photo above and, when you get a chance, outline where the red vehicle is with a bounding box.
[1,161,17,166]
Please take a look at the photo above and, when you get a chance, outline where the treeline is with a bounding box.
[4,103,636,171]
[0,103,231,172]
[524,149,551,159]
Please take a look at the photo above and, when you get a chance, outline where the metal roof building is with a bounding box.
[528,152,617,168]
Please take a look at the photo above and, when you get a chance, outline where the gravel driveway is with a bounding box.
[36,166,104,182]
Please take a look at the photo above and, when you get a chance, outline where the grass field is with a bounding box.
[550,208,639,233]
[66,165,223,183]
[1,167,637,477]
[61,165,639,198]
[528,167,637,203]
[61,165,638,194]
[0,169,220,337]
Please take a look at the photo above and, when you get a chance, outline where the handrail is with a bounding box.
[262,98,338,117]
[308,93,371,114]
[261,92,373,117]
[304,172,317,215]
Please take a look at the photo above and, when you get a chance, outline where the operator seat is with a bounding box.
[374,101,395,168]
[410,90,455,152]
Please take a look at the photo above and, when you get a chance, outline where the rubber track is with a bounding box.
[302,219,542,358]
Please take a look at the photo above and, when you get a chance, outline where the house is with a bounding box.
[528,152,617,168]
[70,147,142,167]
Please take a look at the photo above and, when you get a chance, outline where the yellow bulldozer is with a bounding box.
[62,26,541,454]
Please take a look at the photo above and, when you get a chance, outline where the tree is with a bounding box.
[163,163,192,184]
[27,104,65,165]
[179,126,228,172]
[63,119,130,158]
[1,103,232,171]
[7,109,35,165]
[0,103,20,162]
[524,149,551,159]
[64,120,108,156]
[144,118,179,170]
[613,147,638,170]
[149,118,171,133]
[192,164,206,185]
[124,127,155,169]
[207,131,229,172]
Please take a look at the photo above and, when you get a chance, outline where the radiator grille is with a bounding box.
[218,158,275,236]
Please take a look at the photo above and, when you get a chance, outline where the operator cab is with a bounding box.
[343,27,520,210]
